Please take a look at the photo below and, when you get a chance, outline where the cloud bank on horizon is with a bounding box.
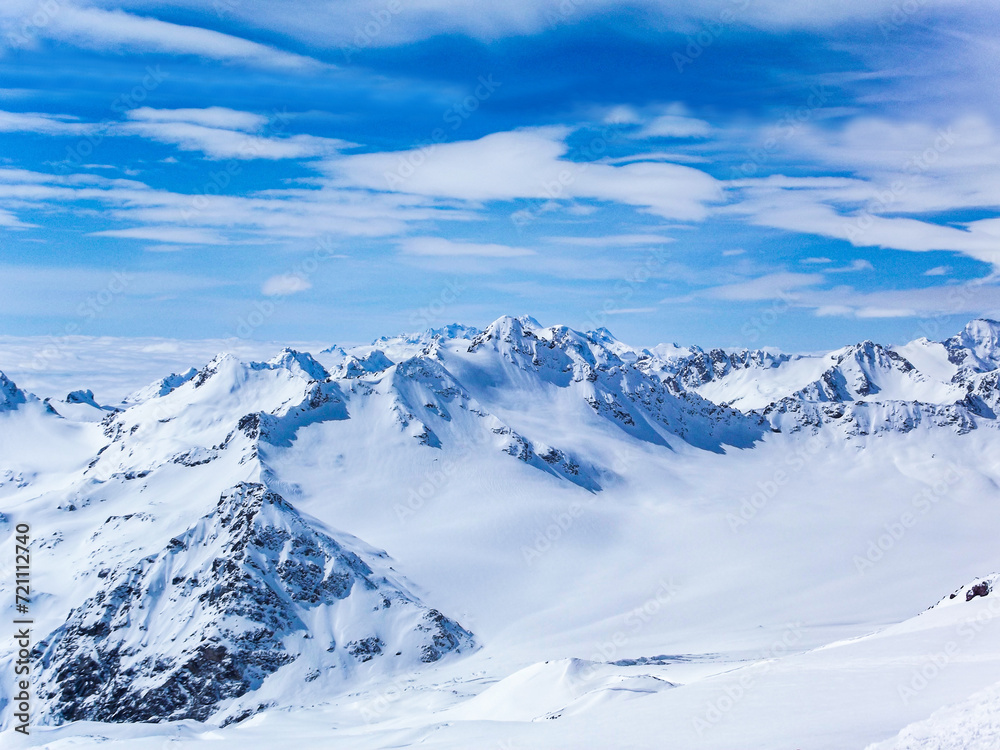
[1,0,999,350]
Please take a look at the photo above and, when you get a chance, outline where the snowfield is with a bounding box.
[2,316,1000,748]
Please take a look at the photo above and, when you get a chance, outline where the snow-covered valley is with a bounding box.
[2,316,1000,748]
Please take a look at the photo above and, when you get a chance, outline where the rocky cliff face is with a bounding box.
[8,315,1000,730]
[34,482,474,724]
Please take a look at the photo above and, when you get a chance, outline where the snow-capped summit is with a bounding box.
[945,318,1000,373]
[4,315,1000,745]
[45,389,118,422]
[366,324,483,364]
[468,315,538,352]
[665,346,793,393]
[0,371,31,411]
[587,326,641,362]
[0,371,55,416]
[376,323,482,347]
[793,340,937,403]
[340,350,395,378]
[267,348,329,382]
[123,367,199,406]
[65,388,100,406]
[34,481,475,725]
[428,322,482,340]
[459,316,765,452]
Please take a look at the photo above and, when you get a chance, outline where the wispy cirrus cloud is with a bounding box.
[0,2,323,70]
[399,237,535,257]
[117,118,349,160]
[0,110,98,135]
[83,0,974,50]
[0,207,34,228]
[547,234,674,247]
[126,107,270,132]
[705,272,826,301]
[118,106,352,160]
[0,165,470,251]
[691,265,1000,320]
[1,0,997,350]
[0,105,351,160]
[88,226,230,245]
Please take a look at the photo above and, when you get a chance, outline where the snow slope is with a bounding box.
[2,317,1000,748]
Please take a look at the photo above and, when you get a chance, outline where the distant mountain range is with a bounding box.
[1,316,999,734]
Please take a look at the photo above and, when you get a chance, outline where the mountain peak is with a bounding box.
[374,323,481,349]
[426,323,481,340]
[0,372,30,411]
[34,482,475,725]
[123,368,198,405]
[267,348,329,381]
[477,315,539,342]
[960,318,1000,355]
[65,389,100,407]
[944,318,1000,373]
[341,350,395,378]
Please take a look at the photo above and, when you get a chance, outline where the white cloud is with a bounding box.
[127,107,269,132]
[2,3,323,70]
[707,272,825,301]
[331,127,572,202]
[853,307,918,318]
[261,274,312,296]
[0,105,348,161]
[828,259,875,273]
[638,114,711,139]
[601,105,643,125]
[0,166,470,251]
[400,237,535,257]
[737,278,1000,320]
[548,234,673,247]
[605,151,710,165]
[603,306,658,315]
[116,120,348,160]
[89,226,228,245]
[94,0,971,51]
[0,207,33,228]
[750,117,1000,220]
[730,171,1000,270]
[330,127,722,220]
[925,266,951,276]
[0,110,98,135]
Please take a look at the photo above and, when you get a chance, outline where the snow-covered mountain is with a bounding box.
[629,319,1000,439]
[944,318,1000,374]
[35,481,473,725]
[2,316,1000,748]
[0,372,51,414]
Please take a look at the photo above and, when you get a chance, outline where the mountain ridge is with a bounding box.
[2,315,1000,732]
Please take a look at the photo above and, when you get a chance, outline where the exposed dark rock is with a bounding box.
[967,581,992,601]
[34,482,474,725]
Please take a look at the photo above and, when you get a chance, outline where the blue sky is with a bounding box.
[1,0,999,351]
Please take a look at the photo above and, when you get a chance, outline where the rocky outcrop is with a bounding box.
[33,482,474,724]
